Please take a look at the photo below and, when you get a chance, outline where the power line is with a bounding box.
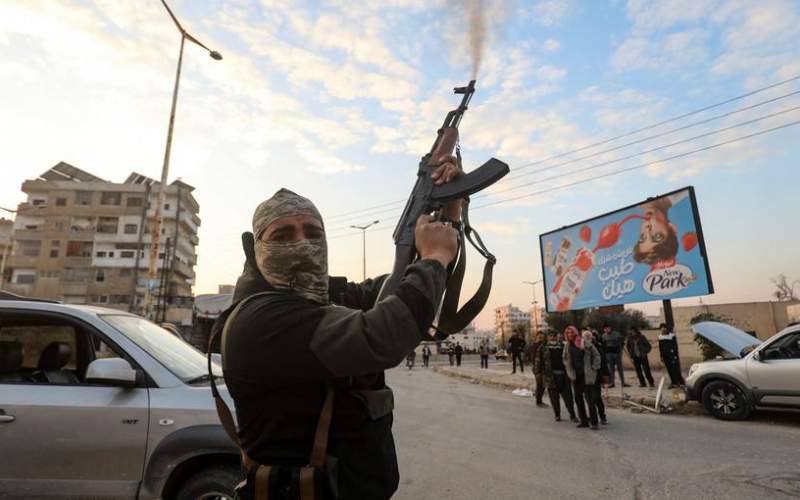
[473,119,800,210]
[324,74,800,222]
[324,104,799,232]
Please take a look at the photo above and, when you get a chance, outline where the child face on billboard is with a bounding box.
[634,198,678,265]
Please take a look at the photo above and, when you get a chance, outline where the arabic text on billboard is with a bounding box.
[539,187,713,312]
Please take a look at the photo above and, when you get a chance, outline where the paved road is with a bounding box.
[389,365,800,500]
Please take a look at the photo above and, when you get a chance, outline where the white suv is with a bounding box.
[0,294,240,499]
[685,321,800,420]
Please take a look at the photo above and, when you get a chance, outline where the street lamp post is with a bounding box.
[0,206,16,289]
[350,220,379,281]
[143,0,222,319]
[523,279,543,335]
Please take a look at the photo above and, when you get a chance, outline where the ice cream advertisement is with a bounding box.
[539,187,713,312]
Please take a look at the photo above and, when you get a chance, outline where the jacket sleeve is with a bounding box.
[591,346,602,371]
[336,274,390,311]
[309,259,447,377]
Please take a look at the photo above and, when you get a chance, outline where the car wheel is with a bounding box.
[701,380,751,421]
[175,464,241,500]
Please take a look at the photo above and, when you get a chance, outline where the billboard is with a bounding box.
[539,187,713,312]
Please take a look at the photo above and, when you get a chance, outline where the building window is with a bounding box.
[54,222,65,231]
[96,251,107,258]
[126,197,143,207]
[96,217,119,234]
[119,268,132,277]
[108,251,115,258]
[63,268,90,283]
[66,241,92,257]
[16,274,35,284]
[165,203,171,210]
[56,198,67,206]
[31,199,47,206]
[124,224,138,234]
[120,251,135,259]
[39,270,60,278]
[50,249,59,258]
[51,240,60,247]
[17,240,41,257]
[96,269,105,282]
[100,192,121,205]
[74,191,92,206]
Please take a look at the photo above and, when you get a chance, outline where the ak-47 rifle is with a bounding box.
[376,80,509,335]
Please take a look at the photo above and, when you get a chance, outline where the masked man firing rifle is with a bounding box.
[217,157,463,499]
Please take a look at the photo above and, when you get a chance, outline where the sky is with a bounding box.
[1,0,798,329]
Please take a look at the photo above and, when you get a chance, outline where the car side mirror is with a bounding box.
[752,350,761,362]
[86,358,138,388]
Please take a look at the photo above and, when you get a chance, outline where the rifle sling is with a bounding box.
[207,292,336,480]
[437,198,497,334]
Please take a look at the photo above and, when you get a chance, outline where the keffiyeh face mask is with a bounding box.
[252,189,329,304]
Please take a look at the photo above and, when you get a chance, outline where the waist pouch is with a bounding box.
[350,387,394,421]
[235,457,340,500]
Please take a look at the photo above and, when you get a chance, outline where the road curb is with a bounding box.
[432,365,708,416]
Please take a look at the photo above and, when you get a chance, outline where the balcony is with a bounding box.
[171,259,195,279]
[63,256,92,268]
[8,255,41,268]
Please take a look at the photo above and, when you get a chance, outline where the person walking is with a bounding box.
[602,324,628,388]
[479,339,490,369]
[563,325,602,429]
[508,327,527,374]
[626,327,655,387]
[406,350,416,370]
[421,344,431,368]
[447,344,455,366]
[454,342,464,366]
[658,323,685,387]
[537,331,578,422]
[529,332,547,407]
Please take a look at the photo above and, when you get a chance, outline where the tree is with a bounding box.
[771,274,798,302]
[544,308,649,335]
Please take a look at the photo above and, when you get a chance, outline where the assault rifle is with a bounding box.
[376,80,509,335]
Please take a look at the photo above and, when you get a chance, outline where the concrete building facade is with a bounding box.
[2,162,200,326]
[667,300,800,341]
[494,304,531,347]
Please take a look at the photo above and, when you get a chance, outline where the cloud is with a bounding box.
[612,29,709,71]
[530,1,570,27]
[542,38,561,52]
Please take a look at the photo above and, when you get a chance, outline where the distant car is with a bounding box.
[685,321,800,421]
[0,293,240,499]
[495,349,508,361]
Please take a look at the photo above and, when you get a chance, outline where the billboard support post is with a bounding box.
[662,299,674,331]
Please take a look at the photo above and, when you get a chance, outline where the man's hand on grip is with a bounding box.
[415,214,458,268]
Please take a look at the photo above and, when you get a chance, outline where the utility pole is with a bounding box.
[143,0,222,320]
[0,206,16,289]
[350,220,379,281]
[522,279,543,336]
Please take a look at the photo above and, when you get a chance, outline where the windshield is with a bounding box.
[101,314,221,382]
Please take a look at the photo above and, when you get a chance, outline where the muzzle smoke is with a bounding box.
[467,0,486,79]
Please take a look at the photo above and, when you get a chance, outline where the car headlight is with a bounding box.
[688,363,699,378]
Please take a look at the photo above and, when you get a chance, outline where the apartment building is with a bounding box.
[494,304,531,347]
[3,162,200,326]
[0,218,12,285]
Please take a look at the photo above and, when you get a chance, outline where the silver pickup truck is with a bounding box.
[0,295,240,499]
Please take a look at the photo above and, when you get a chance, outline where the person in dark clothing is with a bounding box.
[563,326,602,429]
[454,342,464,366]
[536,331,577,422]
[422,345,431,368]
[508,327,527,374]
[588,331,609,425]
[528,332,547,407]
[658,323,684,387]
[626,327,655,387]
[602,324,627,388]
[222,182,460,499]
[448,345,455,366]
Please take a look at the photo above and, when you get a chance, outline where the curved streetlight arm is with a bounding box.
[161,0,223,60]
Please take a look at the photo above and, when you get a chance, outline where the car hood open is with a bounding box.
[691,321,762,358]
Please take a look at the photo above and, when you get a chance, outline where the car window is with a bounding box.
[0,320,78,384]
[0,316,125,386]
[765,332,800,360]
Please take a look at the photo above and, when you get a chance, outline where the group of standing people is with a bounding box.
[534,327,608,429]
